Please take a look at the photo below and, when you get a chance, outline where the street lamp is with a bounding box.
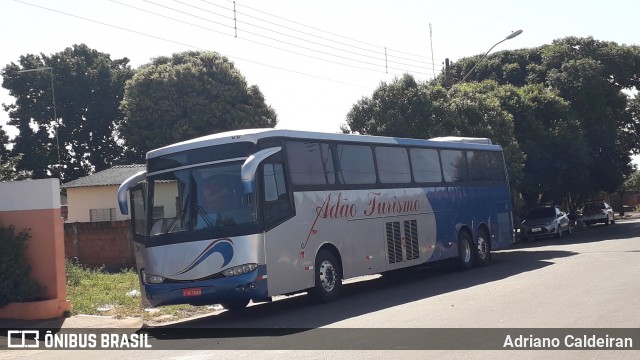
[459,30,523,83]
[15,66,61,176]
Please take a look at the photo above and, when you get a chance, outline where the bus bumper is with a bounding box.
[143,265,269,307]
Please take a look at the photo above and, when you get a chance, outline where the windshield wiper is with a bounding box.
[164,209,183,234]
[165,197,190,234]
[196,206,216,229]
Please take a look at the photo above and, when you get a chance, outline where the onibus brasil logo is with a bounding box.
[6,330,151,349]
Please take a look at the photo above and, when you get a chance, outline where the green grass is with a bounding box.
[65,259,214,322]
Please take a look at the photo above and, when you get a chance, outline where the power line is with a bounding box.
[198,0,439,68]
[221,0,442,64]
[114,0,395,75]
[12,0,373,89]
[179,0,436,70]
[139,0,435,75]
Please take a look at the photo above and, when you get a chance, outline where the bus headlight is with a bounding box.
[223,263,258,277]
[145,274,165,284]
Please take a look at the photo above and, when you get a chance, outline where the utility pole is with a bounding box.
[460,30,523,83]
[15,66,61,178]
[444,58,452,89]
[429,23,436,79]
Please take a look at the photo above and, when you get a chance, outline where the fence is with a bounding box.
[64,220,135,270]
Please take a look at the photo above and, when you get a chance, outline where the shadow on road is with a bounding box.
[142,218,639,344]
[148,250,577,334]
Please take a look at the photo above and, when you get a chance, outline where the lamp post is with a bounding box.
[459,30,523,83]
[15,66,61,177]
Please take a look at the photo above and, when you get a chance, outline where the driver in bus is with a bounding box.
[198,177,236,228]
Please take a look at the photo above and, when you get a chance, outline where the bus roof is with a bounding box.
[147,128,502,159]
[429,136,492,144]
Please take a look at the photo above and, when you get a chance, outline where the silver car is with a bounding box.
[581,200,615,226]
[520,206,571,241]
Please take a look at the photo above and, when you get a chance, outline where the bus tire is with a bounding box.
[309,249,342,303]
[220,299,250,311]
[474,229,491,266]
[457,231,474,270]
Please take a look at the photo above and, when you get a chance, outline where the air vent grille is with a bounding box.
[385,221,402,264]
[385,219,420,264]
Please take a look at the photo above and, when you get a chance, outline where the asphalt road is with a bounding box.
[3,217,640,359]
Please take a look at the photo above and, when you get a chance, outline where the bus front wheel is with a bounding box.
[309,249,342,303]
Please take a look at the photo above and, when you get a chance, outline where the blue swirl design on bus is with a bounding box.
[174,238,234,275]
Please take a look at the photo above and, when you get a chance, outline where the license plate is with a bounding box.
[182,288,202,297]
[531,228,542,233]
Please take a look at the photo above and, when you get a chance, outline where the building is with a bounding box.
[62,165,145,223]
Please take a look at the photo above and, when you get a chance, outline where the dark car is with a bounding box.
[581,200,615,226]
[520,206,571,241]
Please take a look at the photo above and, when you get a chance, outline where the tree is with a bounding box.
[441,81,524,189]
[343,74,450,138]
[443,48,533,88]
[0,226,43,307]
[0,153,31,181]
[344,76,525,189]
[0,126,31,181]
[629,94,640,153]
[344,72,610,209]
[119,51,278,160]
[443,36,640,200]
[0,126,8,160]
[1,44,134,181]
[499,84,590,208]
[622,170,640,192]
[546,57,630,194]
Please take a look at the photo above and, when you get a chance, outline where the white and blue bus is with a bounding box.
[118,129,514,309]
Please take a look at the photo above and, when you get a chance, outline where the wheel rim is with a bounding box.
[319,260,336,292]
[461,238,472,263]
[476,235,488,260]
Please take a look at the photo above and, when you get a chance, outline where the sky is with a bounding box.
[1,0,639,140]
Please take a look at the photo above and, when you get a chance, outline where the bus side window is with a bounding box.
[441,149,468,182]
[263,163,292,227]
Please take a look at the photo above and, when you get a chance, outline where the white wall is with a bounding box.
[155,183,178,219]
[0,178,60,211]
[66,186,123,222]
[66,183,177,223]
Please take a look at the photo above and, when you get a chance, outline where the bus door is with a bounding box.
[129,182,150,306]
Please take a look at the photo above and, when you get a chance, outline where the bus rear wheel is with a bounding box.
[309,249,342,303]
[474,229,491,266]
[457,231,474,270]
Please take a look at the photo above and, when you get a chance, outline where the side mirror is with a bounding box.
[240,147,282,195]
[117,171,147,215]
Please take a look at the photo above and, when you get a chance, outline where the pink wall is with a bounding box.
[0,179,71,320]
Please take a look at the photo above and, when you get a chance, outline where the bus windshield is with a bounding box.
[147,161,254,236]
